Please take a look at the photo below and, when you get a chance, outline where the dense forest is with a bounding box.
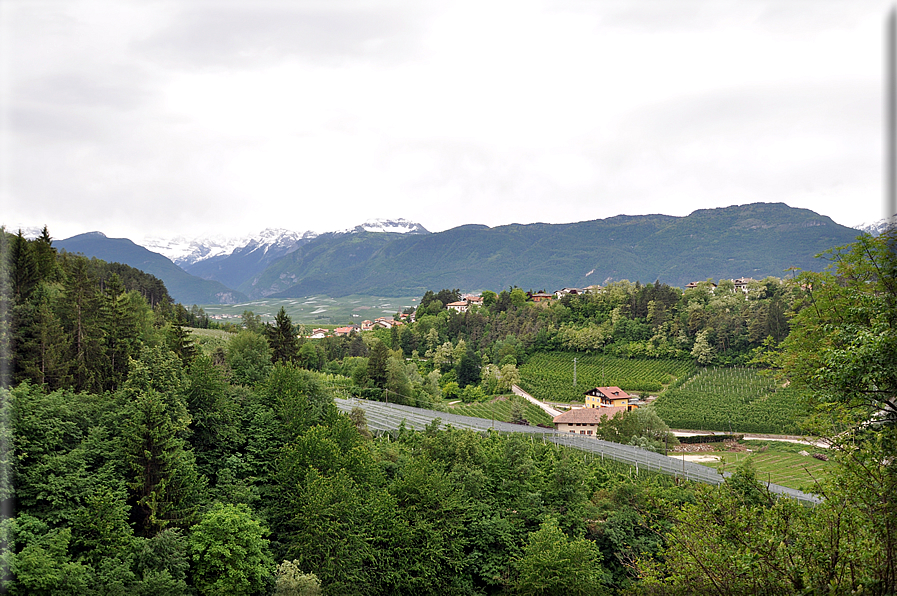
[0,226,894,594]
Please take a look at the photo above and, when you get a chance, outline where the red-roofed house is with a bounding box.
[552,406,630,436]
[583,386,638,409]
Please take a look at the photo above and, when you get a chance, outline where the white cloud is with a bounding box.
[0,0,890,241]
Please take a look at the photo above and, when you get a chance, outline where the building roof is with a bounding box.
[584,386,629,398]
[446,301,468,307]
[553,406,631,425]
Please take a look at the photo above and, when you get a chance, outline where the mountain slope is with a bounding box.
[183,228,318,290]
[57,232,247,305]
[249,203,863,298]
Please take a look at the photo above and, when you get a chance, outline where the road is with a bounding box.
[511,385,562,417]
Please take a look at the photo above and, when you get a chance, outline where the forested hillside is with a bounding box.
[1,225,894,595]
[56,232,247,305]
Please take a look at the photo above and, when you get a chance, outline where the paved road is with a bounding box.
[511,385,562,417]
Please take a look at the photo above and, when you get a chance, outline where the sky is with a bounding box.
[0,0,892,242]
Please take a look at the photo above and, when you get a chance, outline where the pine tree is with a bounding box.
[59,256,104,392]
[9,230,37,304]
[100,273,140,390]
[13,283,71,389]
[267,307,298,364]
[122,388,204,536]
[32,226,58,282]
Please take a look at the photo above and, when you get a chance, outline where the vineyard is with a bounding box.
[652,367,810,435]
[448,397,554,426]
[518,352,694,403]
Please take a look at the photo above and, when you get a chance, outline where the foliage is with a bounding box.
[274,560,322,596]
[188,503,274,596]
[513,517,610,596]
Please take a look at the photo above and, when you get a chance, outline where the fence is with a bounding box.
[335,397,822,505]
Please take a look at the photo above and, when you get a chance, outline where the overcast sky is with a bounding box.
[0,0,891,241]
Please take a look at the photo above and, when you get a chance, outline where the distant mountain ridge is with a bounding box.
[43,204,867,305]
[247,203,864,298]
[56,232,248,305]
[174,219,430,291]
[141,228,320,267]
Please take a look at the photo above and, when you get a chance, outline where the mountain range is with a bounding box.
[52,205,866,305]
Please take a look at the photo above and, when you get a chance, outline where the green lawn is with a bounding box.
[696,440,832,493]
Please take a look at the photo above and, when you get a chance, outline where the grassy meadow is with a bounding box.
[694,439,833,492]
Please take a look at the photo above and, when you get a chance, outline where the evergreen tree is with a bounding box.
[12,284,70,389]
[58,256,104,392]
[31,226,58,282]
[122,388,204,536]
[9,230,37,305]
[267,307,298,364]
[100,274,140,390]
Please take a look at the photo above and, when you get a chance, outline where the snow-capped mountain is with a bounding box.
[336,218,430,235]
[853,216,895,237]
[141,228,318,267]
[141,221,427,268]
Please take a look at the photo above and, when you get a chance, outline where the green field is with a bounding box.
[198,295,419,326]
[446,397,554,426]
[653,367,809,435]
[518,352,695,402]
[695,440,832,492]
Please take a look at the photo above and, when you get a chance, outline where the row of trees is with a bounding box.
[392,276,797,372]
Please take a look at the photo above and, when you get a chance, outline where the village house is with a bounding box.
[732,277,755,294]
[554,287,583,299]
[529,292,553,303]
[552,406,631,436]
[685,281,718,291]
[583,386,639,409]
[465,295,484,307]
[447,300,469,313]
[333,324,360,337]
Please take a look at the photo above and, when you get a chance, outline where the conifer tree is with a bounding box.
[267,307,298,364]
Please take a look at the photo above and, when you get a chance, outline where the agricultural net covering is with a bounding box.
[335,398,821,505]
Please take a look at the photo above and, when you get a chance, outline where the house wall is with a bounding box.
[555,422,597,436]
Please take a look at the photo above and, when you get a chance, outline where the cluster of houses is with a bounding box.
[308,315,408,339]
[552,386,644,437]
[446,287,595,312]
[684,277,756,294]
[445,278,758,314]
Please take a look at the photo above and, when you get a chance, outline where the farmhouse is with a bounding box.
[732,277,755,294]
[333,325,360,336]
[554,287,583,299]
[583,386,639,409]
[553,406,630,436]
[447,300,469,313]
